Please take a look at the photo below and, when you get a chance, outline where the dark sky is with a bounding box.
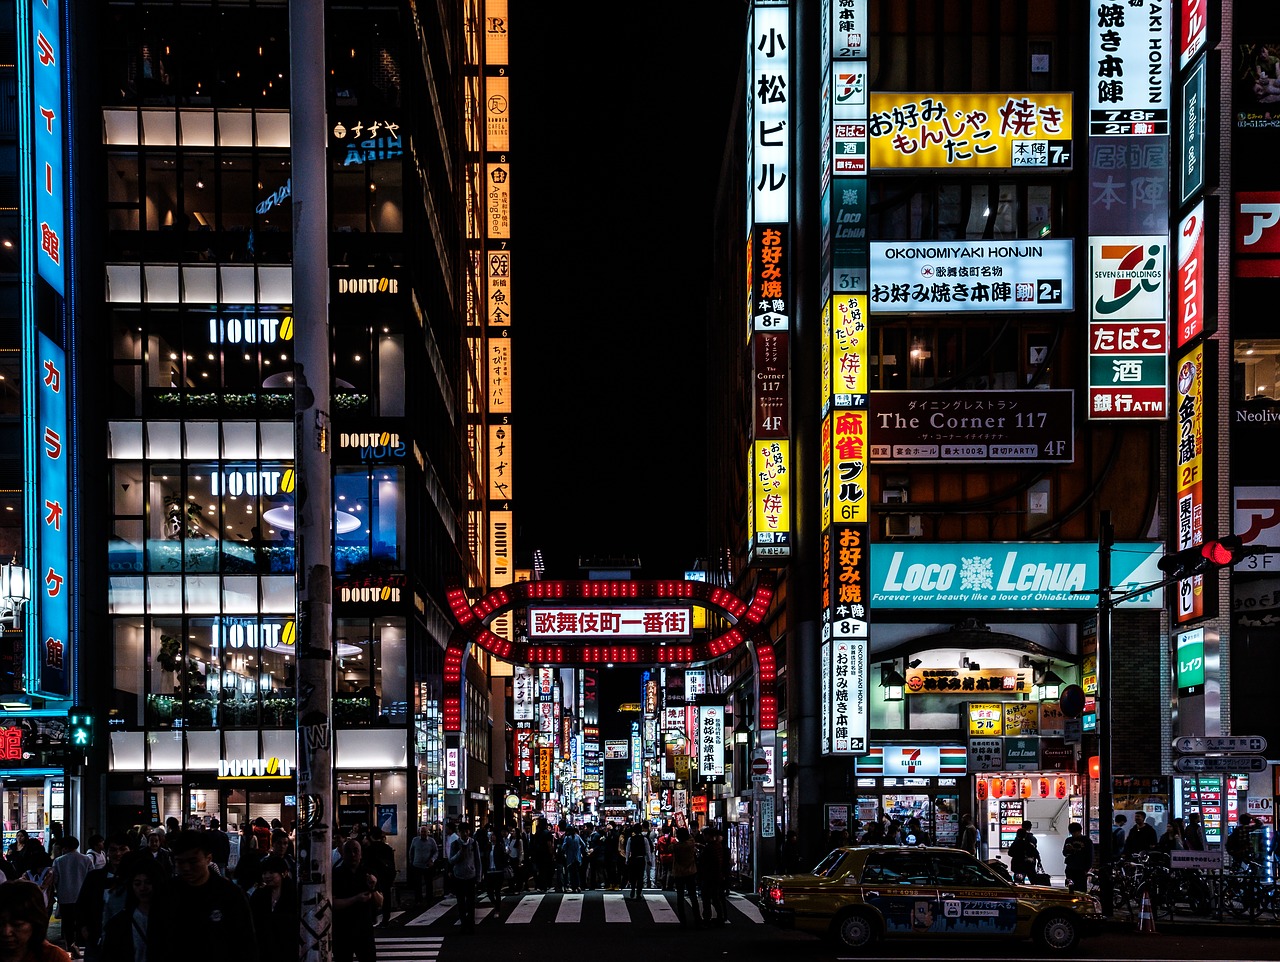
[511,5,747,581]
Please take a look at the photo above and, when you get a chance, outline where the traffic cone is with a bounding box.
[1137,888,1157,934]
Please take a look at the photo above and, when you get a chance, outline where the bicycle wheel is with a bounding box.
[1224,877,1263,920]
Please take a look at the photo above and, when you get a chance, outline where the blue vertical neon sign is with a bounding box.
[35,333,71,697]
[30,0,66,295]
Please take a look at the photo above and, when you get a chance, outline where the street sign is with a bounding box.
[751,751,769,781]
[1172,735,1267,754]
[1170,849,1224,871]
[1172,755,1268,773]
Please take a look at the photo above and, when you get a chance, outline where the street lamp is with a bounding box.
[880,663,906,702]
[0,562,31,628]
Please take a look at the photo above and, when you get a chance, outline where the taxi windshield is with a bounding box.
[811,850,847,877]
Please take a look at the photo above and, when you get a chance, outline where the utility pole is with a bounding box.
[1096,511,1114,916]
[291,0,334,957]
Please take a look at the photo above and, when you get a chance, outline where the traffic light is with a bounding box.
[68,709,93,749]
[1157,537,1264,577]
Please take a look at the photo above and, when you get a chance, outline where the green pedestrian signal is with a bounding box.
[68,709,92,749]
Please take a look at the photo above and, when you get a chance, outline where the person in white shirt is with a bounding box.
[52,835,95,957]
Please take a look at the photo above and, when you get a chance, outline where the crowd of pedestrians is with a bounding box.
[0,815,408,962]
[396,817,741,931]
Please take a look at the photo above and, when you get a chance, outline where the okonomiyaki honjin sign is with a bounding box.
[869,240,1073,311]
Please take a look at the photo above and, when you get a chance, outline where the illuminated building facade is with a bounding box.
[710,1,1270,868]
[68,0,509,858]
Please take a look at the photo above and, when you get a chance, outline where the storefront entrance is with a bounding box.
[976,772,1084,877]
[1,777,64,850]
[855,778,961,847]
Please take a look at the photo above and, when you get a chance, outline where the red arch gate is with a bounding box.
[441,573,778,835]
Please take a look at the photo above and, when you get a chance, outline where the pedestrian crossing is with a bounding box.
[377,935,444,961]
[399,889,766,928]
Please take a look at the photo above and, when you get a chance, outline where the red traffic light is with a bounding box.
[1157,537,1260,577]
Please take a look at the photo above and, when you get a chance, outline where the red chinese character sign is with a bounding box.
[442,575,777,736]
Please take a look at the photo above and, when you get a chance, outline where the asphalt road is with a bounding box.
[373,890,1280,962]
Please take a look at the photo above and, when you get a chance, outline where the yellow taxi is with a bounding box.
[759,846,1102,952]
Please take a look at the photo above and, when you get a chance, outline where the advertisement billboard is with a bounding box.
[1088,236,1169,419]
[868,390,1073,464]
[869,240,1073,312]
[869,93,1072,169]
[1088,2,1170,134]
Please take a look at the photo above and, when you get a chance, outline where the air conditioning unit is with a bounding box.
[884,514,923,538]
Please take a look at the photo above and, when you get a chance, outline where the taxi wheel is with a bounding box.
[1034,911,1080,951]
[831,909,878,950]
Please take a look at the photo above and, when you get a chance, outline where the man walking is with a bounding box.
[449,822,482,934]
[408,824,439,903]
[154,830,259,962]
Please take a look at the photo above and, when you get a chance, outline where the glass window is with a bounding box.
[147,465,186,573]
[377,332,405,416]
[112,619,146,725]
[107,153,141,231]
[1236,339,1280,400]
[931,852,1006,887]
[220,154,254,231]
[144,153,179,231]
[811,850,846,877]
[860,851,935,885]
[335,617,406,726]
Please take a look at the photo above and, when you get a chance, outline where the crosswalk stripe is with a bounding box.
[506,893,543,923]
[728,893,765,924]
[555,892,584,923]
[455,904,493,926]
[407,898,456,926]
[643,892,680,923]
[602,891,630,923]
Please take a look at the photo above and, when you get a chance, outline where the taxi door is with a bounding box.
[930,851,1021,938]
[857,850,945,939]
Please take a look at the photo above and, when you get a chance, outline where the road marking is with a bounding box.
[603,892,630,922]
[643,892,680,923]
[376,936,444,960]
[406,899,455,926]
[506,893,544,923]
[454,904,493,926]
[556,892,584,922]
[727,893,765,923]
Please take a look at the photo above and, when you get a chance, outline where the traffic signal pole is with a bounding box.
[1096,512,1115,915]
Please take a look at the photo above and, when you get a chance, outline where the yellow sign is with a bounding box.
[538,746,553,794]
[675,754,690,780]
[968,702,1003,736]
[906,667,1033,695]
[752,439,791,536]
[831,411,868,524]
[1082,653,1098,695]
[827,294,868,399]
[487,423,512,502]
[870,92,1073,169]
[1003,703,1039,736]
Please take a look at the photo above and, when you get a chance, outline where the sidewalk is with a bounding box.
[1098,912,1280,938]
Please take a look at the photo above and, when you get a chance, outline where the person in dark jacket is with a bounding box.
[248,855,297,958]
[1122,811,1158,857]
[150,830,258,962]
[79,834,132,962]
[363,826,396,926]
[479,825,510,906]
[696,827,729,924]
[100,854,166,962]
[1061,822,1093,893]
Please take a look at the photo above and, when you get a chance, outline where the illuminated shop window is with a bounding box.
[335,617,407,726]
[333,466,406,572]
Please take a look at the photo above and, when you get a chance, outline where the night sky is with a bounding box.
[510,5,748,580]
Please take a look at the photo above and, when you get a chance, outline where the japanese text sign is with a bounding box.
[752,6,790,223]
[37,334,70,696]
[25,0,65,295]
[1088,236,1169,419]
[869,92,1073,169]
[1174,341,1206,624]
[822,294,868,410]
[1177,203,1207,347]
[1089,1,1171,133]
[752,440,791,559]
[824,637,867,754]
[968,703,1003,736]
[528,608,691,638]
[698,705,725,776]
[869,390,1074,464]
[822,523,869,638]
[870,240,1073,312]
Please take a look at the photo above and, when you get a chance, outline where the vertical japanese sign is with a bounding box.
[1176,202,1206,347]
[36,334,70,697]
[818,0,870,759]
[1089,0,1171,135]
[698,705,725,777]
[1087,2,1171,422]
[1173,341,1207,623]
[825,638,867,754]
[538,745,553,794]
[1087,237,1169,418]
[484,2,514,633]
[25,0,65,295]
[747,3,792,567]
[513,665,535,721]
